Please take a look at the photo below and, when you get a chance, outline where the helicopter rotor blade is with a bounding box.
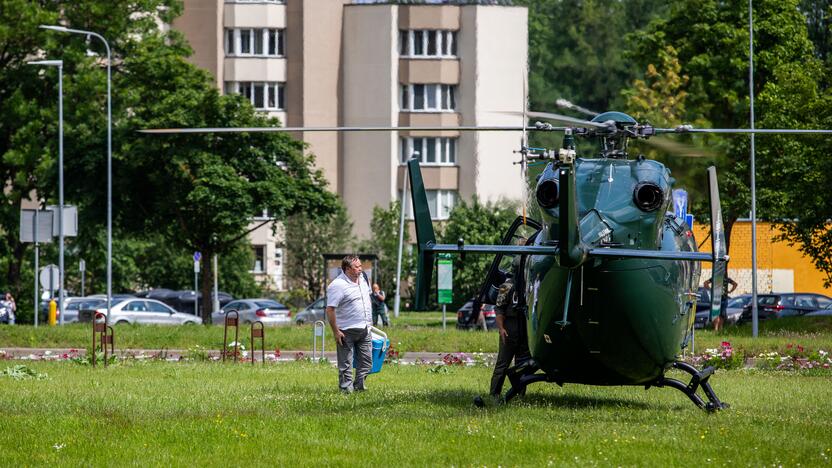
[657,126,832,135]
[635,136,716,158]
[554,98,599,118]
[525,111,609,129]
[139,125,544,135]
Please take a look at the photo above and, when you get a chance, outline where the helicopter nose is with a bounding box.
[536,179,559,209]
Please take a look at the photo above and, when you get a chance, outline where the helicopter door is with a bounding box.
[474,216,542,308]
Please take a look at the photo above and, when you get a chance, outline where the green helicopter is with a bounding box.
[407,111,732,411]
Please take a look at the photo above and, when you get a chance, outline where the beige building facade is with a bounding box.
[173,0,528,290]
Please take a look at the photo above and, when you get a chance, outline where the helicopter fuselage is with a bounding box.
[526,157,700,385]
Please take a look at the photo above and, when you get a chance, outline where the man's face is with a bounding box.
[345,260,362,280]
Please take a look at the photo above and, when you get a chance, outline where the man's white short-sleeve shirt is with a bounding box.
[326,272,372,330]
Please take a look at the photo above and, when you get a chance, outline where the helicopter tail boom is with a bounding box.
[408,158,438,310]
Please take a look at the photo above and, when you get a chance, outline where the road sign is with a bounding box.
[79,259,85,272]
[39,265,60,292]
[194,260,200,273]
[46,205,78,236]
[437,254,453,304]
[193,251,201,262]
[672,189,688,219]
[19,209,54,244]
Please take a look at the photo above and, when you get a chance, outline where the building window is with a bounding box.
[400,30,457,58]
[399,189,458,220]
[400,137,456,164]
[252,245,265,273]
[400,84,456,111]
[225,28,285,57]
[225,81,285,110]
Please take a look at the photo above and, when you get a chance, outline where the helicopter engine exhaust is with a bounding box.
[535,179,559,209]
[633,182,664,212]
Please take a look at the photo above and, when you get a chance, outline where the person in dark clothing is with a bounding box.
[489,272,531,400]
[370,283,389,327]
[704,276,738,331]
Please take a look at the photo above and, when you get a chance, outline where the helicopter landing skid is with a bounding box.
[655,361,729,412]
[503,362,559,403]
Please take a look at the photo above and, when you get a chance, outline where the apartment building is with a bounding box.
[173,0,528,290]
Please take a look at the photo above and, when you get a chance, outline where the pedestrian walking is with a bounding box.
[370,283,390,327]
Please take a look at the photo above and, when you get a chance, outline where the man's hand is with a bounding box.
[334,328,345,346]
[499,327,508,344]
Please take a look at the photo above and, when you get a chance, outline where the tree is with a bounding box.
[1,0,184,316]
[439,197,518,308]
[359,201,414,298]
[625,0,820,254]
[284,202,354,301]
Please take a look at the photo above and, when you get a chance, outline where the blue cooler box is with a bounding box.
[354,327,389,374]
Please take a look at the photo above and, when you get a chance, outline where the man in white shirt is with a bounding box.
[326,255,373,393]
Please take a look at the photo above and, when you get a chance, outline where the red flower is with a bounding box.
[786,343,794,349]
[798,345,804,353]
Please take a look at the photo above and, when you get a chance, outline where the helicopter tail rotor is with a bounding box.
[706,166,729,321]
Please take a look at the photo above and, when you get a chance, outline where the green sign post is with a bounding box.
[437,253,453,330]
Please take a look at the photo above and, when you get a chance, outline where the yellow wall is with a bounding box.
[693,221,831,295]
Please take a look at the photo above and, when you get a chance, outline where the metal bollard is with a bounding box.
[92,312,114,367]
[312,320,326,361]
[222,310,239,362]
[250,321,265,365]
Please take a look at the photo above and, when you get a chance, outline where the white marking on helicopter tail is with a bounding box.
[590,350,601,354]
[607,165,614,183]
[588,320,599,325]
[587,287,598,291]
[544,334,552,344]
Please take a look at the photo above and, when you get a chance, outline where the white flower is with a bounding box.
[53,443,65,450]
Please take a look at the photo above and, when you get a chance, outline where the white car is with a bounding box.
[79,298,200,325]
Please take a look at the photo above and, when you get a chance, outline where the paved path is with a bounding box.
[0,347,490,364]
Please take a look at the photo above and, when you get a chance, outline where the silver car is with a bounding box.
[79,298,200,325]
[295,297,325,325]
[211,299,292,326]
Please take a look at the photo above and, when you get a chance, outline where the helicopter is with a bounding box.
[143,110,832,411]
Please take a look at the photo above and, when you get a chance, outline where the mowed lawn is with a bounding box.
[1,360,831,466]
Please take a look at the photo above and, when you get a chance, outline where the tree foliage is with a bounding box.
[359,201,413,297]
[439,198,518,308]
[625,0,820,254]
[284,202,354,302]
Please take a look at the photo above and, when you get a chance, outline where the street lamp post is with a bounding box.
[28,59,65,325]
[41,25,113,322]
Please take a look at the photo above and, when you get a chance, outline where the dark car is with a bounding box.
[693,287,713,329]
[806,303,832,317]
[739,293,832,322]
[456,300,497,331]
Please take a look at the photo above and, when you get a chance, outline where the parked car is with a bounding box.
[78,298,200,325]
[212,299,291,326]
[58,297,106,323]
[456,300,497,331]
[295,297,325,325]
[806,303,832,317]
[693,287,713,329]
[738,293,832,322]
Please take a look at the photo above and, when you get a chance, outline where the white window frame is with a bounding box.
[252,245,266,273]
[400,29,458,58]
[225,81,285,111]
[225,28,285,57]
[399,189,458,220]
[400,84,456,112]
[400,137,457,165]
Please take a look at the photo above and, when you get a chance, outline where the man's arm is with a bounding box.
[727,277,738,293]
[495,312,507,344]
[326,306,345,345]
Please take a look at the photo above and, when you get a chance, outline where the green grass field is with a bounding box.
[3,314,832,357]
[1,360,830,466]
